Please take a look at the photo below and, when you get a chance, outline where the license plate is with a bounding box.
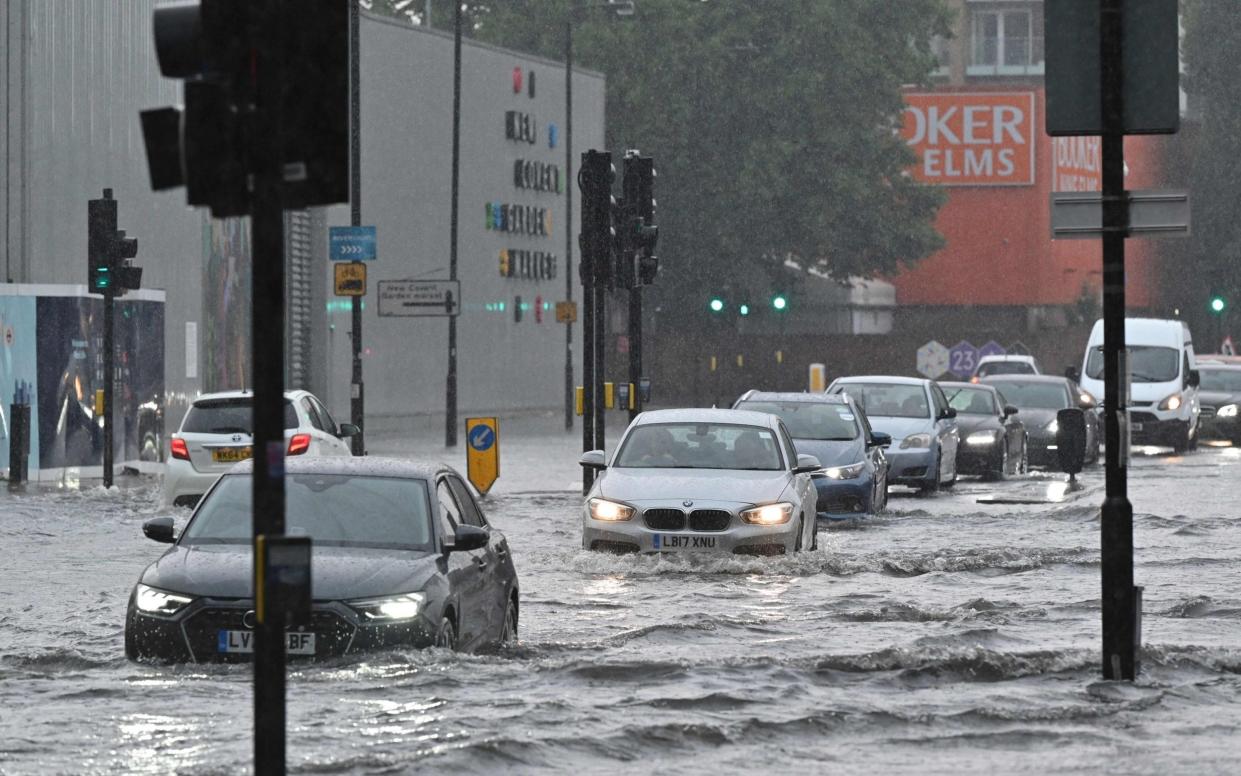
[653,534,717,551]
[217,630,315,655]
[1131,422,1144,432]
[211,446,253,463]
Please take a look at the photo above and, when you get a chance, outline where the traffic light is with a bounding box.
[772,294,788,311]
[709,297,726,313]
[140,0,349,217]
[87,189,142,296]
[620,151,658,286]
[1210,295,1226,314]
[738,303,750,316]
[579,150,615,288]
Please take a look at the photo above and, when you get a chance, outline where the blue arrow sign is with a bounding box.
[468,424,495,452]
[329,226,377,261]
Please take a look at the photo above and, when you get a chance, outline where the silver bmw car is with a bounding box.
[579,409,822,555]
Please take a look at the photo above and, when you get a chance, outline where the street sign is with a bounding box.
[1044,0,1179,136]
[329,225,377,261]
[916,341,949,379]
[948,341,979,378]
[377,280,461,317]
[555,300,578,323]
[333,262,366,296]
[978,340,1006,359]
[465,417,499,494]
[1051,190,1190,239]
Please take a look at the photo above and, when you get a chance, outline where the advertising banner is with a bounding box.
[902,92,1036,186]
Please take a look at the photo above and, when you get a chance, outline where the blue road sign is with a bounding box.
[329,226,377,261]
[978,341,1007,359]
[948,340,979,378]
[468,424,496,452]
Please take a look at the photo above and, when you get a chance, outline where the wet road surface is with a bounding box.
[2,438,1241,774]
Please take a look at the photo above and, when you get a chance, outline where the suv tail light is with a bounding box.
[288,433,312,456]
[170,438,190,460]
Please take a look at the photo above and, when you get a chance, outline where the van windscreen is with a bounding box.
[1085,346,1178,383]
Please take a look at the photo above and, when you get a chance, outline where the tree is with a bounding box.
[464,0,949,320]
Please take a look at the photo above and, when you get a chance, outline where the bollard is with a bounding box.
[9,400,31,486]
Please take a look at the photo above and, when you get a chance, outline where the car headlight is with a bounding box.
[966,430,1001,446]
[588,498,635,521]
[1158,393,1183,411]
[134,583,194,616]
[740,502,794,525]
[1045,419,1059,434]
[348,592,427,621]
[822,462,866,479]
[1219,403,1239,418]
[900,433,932,449]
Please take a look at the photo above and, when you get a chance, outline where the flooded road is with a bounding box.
[3,440,1241,774]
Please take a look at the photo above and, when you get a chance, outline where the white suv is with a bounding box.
[163,389,356,507]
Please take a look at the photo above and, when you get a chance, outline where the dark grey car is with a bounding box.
[126,457,519,662]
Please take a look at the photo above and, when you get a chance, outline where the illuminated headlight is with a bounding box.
[966,430,1001,446]
[822,462,866,480]
[1158,393,1183,411]
[1045,419,1059,434]
[588,498,635,521]
[134,583,194,616]
[1219,404,1239,418]
[900,433,932,449]
[349,592,427,621]
[740,502,794,525]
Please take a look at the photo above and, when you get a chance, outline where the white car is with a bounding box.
[163,389,357,507]
[971,354,1042,381]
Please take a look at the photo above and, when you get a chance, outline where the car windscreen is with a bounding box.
[181,474,433,550]
[976,361,1034,377]
[832,383,929,418]
[181,398,298,433]
[1085,345,1179,383]
[944,387,998,415]
[1199,369,1241,392]
[989,381,1069,410]
[735,401,860,441]
[614,422,783,470]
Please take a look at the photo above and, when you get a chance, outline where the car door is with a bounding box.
[435,478,490,649]
[853,400,888,503]
[310,396,352,455]
[929,382,959,481]
[447,474,513,642]
[777,422,814,545]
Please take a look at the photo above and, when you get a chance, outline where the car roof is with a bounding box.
[831,375,928,387]
[939,381,998,393]
[976,354,1036,363]
[1197,360,1241,370]
[226,456,445,479]
[634,407,782,429]
[980,374,1069,385]
[736,391,850,405]
[191,388,311,404]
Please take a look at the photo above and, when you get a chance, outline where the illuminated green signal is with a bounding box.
[709,297,725,313]
[1211,296,1226,314]
[771,294,788,311]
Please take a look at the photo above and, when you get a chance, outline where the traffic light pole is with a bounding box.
[446,0,462,448]
[581,258,596,492]
[102,288,115,488]
[593,280,607,456]
[565,20,576,432]
[1099,0,1139,681]
[349,0,366,456]
[628,287,642,421]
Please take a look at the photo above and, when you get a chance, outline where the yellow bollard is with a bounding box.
[604,382,615,409]
[575,386,584,416]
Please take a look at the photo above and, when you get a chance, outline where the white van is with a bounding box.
[1077,318,1201,451]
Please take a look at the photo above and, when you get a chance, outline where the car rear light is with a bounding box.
[170,438,190,460]
[287,433,312,455]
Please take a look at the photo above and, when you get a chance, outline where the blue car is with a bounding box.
[733,391,890,519]
[826,376,959,493]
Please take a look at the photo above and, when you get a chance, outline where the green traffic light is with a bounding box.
[709,298,725,313]
[1211,296,1226,314]
[772,295,787,311]
[739,303,750,316]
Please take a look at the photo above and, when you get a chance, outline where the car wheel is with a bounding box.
[1173,425,1191,454]
[1018,438,1029,475]
[500,597,518,645]
[990,444,1008,481]
[919,453,940,495]
[794,517,804,552]
[436,616,457,650]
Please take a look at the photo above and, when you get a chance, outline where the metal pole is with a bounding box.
[581,170,596,491]
[628,287,641,421]
[349,0,365,455]
[250,26,288,773]
[1099,0,1138,681]
[564,19,575,431]
[446,0,461,447]
[594,278,606,453]
[102,288,114,487]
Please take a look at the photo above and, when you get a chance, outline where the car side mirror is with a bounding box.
[1187,369,1200,388]
[446,524,489,554]
[869,431,892,448]
[1065,366,1082,383]
[142,517,176,543]
[579,450,607,469]
[1077,392,1097,410]
[794,454,822,473]
[1003,405,1019,416]
[940,408,957,420]
[337,423,360,438]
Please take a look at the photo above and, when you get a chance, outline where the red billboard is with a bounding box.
[902,92,1036,186]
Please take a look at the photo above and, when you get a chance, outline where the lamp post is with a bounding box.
[565,0,634,434]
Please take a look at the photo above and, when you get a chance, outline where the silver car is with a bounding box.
[579,409,821,556]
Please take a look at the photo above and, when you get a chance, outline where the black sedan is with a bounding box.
[982,375,1100,468]
[941,382,1027,479]
[126,458,519,662]
[1197,363,1241,444]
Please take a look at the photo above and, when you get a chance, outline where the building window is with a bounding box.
[930,34,951,77]
[969,7,1044,75]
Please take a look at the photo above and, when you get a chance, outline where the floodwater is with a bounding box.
[3,437,1241,775]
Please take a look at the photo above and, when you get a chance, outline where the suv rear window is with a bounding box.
[977,361,1035,377]
[181,398,298,433]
